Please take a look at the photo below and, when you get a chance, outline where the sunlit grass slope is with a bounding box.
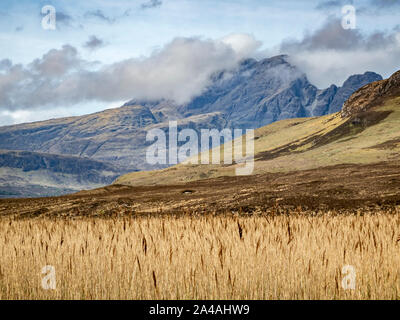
[116,96,400,186]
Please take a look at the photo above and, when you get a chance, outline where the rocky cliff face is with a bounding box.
[328,72,383,114]
[127,55,382,129]
[180,56,316,129]
[341,70,400,118]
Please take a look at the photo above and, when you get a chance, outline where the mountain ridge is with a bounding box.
[0,149,127,198]
[125,55,382,129]
[342,70,400,118]
[0,55,385,197]
[116,69,400,187]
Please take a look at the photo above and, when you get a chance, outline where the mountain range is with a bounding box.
[117,69,400,187]
[0,55,383,197]
[126,55,382,128]
[3,69,399,216]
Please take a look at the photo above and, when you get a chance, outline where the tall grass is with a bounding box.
[1,213,400,299]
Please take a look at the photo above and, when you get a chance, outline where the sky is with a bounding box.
[0,0,399,125]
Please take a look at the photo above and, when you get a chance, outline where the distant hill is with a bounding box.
[0,106,227,171]
[0,150,125,198]
[116,69,400,186]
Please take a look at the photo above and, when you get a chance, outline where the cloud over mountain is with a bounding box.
[280,17,400,87]
[0,34,261,111]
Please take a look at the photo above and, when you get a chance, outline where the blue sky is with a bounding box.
[0,0,399,125]
[0,0,326,64]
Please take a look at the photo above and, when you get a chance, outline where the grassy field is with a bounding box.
[1,212,400,300]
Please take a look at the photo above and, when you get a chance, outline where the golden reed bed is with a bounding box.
[1,212,400,299]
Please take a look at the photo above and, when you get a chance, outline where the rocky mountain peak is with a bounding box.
[341,70,400,118]
[385,70,400,91]
[326,71,382,114]
[342,71,382,88]
[258,54,290,67]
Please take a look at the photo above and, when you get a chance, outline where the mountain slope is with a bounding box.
[0,150,125,198]
[0,105,229,171]
[116,69,400,186]
[0,105,159,170]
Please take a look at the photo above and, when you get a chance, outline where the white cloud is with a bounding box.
[221,33,262,58]
[0,34,261,111]
[287,48,400,88]
[280,18,400,87]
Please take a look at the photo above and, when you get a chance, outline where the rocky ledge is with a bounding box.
[341,70,400,118]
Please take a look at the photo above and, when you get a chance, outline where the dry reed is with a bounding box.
[1,213,400,299]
